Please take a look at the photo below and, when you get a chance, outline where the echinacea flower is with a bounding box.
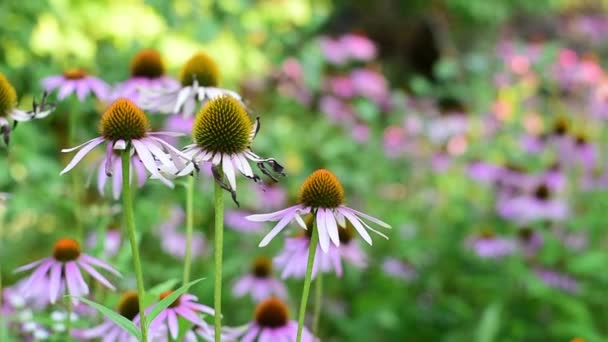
[467,231,517,259]
[0,73,55,145]
[112,49,179,105]
[14,238,121,303]
[497,181,569,223]
[233,256,287,302]
[74,291,163,342]
[274,217,367,279]
[156,208,206,259]
[176,95,284,200]
[249,169,391,253]
[236,297,317,342]
[42,69,110,101]
[140,52,242,117]
[59,98,187,186]
[145,290,215,340]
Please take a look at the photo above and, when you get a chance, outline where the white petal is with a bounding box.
[316,209,330,253]
[222,154,237,190]
[325,209,340,247]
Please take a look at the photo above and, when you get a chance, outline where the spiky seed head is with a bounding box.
[255,297,289,328]
[130,49,165,79]
[553,117,569,136]
[192,95,252,154]
[100,98,150,141]
[63,69,87,80]
[251,256,272,278]
[117,291,140,320]
[52,238,81,262]
[0,73,17,117]
[159,290,180,308]
[179,52,220,87]
[299,169,345,209]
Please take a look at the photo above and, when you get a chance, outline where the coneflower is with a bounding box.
[0,73,55,146]
[41,68,109,101]
[139,51,242,117]
[232,256,287,302]
[111,49,178,105]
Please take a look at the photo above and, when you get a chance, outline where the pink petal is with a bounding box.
[324,209,340,247]
[167,310,179,339]
[258,209,298,247]
[80,255,121,276]
[60,137,106,175]
[49,262,64,303]
[316,209,330,253]
[78,261,115,290]
[247,205,303,222]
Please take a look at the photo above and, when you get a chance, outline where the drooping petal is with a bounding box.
[174,306,205,326]
[58,81,77,100]
[14,259,45,273]
[341,206,391,228]
[241,325,260,342]
[49,262,64,303]
[222,154,237,190]
[60,137,106,175]
[80,255,121,276]
[258,209,299,247]
[78,261,115,290]
[247,205,303,222]
[316,209,330,253]
[324,209,340,247]
[167,310,179,339]
[65,262,88,297]
[132,139,173,187]
[339,208,372,245]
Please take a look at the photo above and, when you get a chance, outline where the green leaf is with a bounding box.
[146,278,205,330]
[74,296,141,340]
[475,302,501,342]
[148,278,180,297]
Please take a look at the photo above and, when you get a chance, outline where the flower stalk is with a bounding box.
[214,179,225,342]
[121,149,148,341]
[183,175,195,285]
[296,218,319,342]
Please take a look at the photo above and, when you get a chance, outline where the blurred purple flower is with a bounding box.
[319,95,355,123]
[341,33,377,62]
[350,68,389,104]
[534,267,579,294]
[42,69,110,102]
[468,233,517,259]
[319,36,349,65]
[156,206,206,259]
[232,256,287,302]
[497,181,569,223]
[381,258,417,281]
[517,228,543,257]
[326,75,356,98]
[86,228,122,258]
[15,238,120,304]
[252,182,288,211]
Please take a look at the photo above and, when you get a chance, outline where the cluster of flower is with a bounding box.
[1,47,391,341]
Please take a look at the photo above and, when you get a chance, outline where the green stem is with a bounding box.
[69,99,82,242]
[121,150,148,342]
[65,295,72,341]
[296,220,319,342]
[213,181,224,342]
[312,271,323,335]
[183,176,195,285]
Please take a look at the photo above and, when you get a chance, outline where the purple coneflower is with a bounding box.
[73,291,148,341]
[59,98,187,186]
[42,68,109,101]
[139,52,242,117]
[14,238,120,303]
[157,209,206,259]
[233,256,287,302]
[0,73,55,145]
[381,258,417,281]
[111,49,179,105]
[274,218,367,279]
[145,290,215,340]
[249,169,391,253]
[175,95,284,197]
[468,231,517,259]
[497,181,569,223]
[236,297,317,342]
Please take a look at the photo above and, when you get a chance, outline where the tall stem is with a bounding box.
[312,271,323,335]
[213,181,224,342]
[68,99,82,242]
[121,150,148,342]
[65,295,72,341]
[183,176,195,285]
[296,220,319,342]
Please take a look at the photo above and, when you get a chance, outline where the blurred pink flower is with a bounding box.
[350,68,389,103]
[468,233,517,259]
[340,34,377,62]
